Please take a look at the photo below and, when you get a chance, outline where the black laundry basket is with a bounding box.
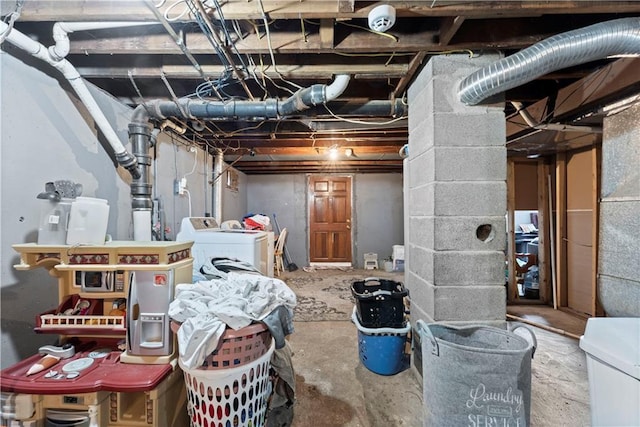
[351,278,408,328]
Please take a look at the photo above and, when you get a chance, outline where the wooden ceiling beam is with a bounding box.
[14,1,640,22]
[438,15,465,45]
[65,28,440,54]
[74,63,409,79]
[230,146,403,156]
[230,159,403,174]
[506,58,640,138]
[62,14,621,57]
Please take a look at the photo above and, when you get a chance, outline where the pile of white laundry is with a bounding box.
[169,272,297,369]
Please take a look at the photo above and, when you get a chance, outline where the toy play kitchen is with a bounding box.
[1,241,193,426]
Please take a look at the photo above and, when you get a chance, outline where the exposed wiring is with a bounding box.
[256,0,303,90]
[338,20,399,42]
[385,52,397,66]
[164,0,190,21]
[300,14,307,43]
[184,147,198,177]
[323,104,407,126]
[161,72,191,118]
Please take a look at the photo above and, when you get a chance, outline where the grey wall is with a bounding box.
[354,174,404,266]
[220,167,248,224]
[0,50,210,368]
[246,173,404,269]
[246,175,308,267]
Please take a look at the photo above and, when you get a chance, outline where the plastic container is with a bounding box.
[179,340,275,427]
[351,278,407,328]
[352,308,410,375]
[579,317,640,427]
[37,198,72,245]
[171,322,272,370]
[392,245,404,262]
[66,197,110,245]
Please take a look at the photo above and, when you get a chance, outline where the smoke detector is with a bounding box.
[368,5,396,33]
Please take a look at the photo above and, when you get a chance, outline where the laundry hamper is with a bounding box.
[416,320,536,427]
[177,323,275,427]
[352,308,410,375]
[351,278,408,328]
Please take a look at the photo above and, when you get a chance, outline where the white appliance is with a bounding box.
[579,317,640,427]
[177,217,273,277]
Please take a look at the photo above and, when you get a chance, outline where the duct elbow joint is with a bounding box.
[324,75,350,101]
[49,23,71,61]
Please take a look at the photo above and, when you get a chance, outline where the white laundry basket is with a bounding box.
[179,340,275,427]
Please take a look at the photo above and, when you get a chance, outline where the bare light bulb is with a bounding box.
[328,146,339,160]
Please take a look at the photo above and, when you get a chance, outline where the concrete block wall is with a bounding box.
[405,54,507,327]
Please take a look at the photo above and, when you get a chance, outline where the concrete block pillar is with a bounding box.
[405,54,506,327]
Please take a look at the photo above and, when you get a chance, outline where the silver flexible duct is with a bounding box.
[459,18,640,105]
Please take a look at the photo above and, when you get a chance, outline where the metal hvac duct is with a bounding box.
[459,18,640,105]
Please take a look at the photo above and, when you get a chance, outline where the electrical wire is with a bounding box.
[322,104,407,126]
[338,20,399,42]
[184,147,198,177]
[256,0,303,91]
[186,0,258,100]
[164,0,190,21]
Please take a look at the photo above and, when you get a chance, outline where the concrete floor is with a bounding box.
[286,319,591,426]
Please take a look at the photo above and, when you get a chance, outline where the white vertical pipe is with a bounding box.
[213,150,224,225]
[133,210,152,241]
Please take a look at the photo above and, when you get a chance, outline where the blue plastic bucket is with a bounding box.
[352,308,410,375]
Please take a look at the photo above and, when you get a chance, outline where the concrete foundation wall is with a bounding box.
[247,173,403,268]
[406,54,506,326]
[220,167,248,223]
[0,51,210,368]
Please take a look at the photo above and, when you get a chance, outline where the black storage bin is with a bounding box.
[351,278,408,328]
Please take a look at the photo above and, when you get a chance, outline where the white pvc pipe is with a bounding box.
[0,21,131,156]
[133,210,152,241]
[213,151,224,225]
[324,74,351,101]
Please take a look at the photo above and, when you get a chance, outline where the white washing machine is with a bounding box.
[177,217,273,277]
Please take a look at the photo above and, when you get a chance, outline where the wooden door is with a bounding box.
[308,176,352,264]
